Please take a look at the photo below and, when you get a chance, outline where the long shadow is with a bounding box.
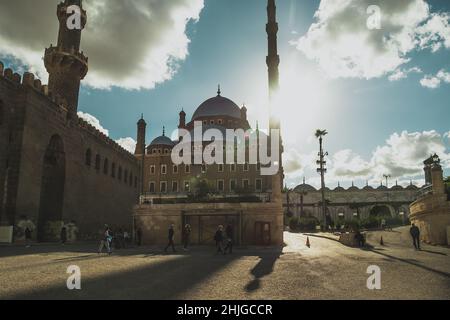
[7,247,282,300]
[420,249,447,256]
[369,249,450,279]
[245,248,282,292]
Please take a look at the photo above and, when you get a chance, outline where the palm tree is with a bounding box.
[315,129,328,229]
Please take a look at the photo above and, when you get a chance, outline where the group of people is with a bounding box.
[164,223,234,255]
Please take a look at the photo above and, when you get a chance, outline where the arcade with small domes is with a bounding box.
[285,178,422,222]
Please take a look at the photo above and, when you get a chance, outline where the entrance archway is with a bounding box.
[370,205,392,217]
[38,135,66,241]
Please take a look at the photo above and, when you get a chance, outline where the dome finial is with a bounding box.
[217,84,221,96]
[162,126,166,136]
[303,177,306,184]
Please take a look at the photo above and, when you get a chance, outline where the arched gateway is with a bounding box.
[38,135,66,241]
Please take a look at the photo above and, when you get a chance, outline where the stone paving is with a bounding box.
[0,229,449,300]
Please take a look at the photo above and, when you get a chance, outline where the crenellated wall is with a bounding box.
[0,62,140,240]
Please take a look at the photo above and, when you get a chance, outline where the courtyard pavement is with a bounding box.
[0,228,449,300]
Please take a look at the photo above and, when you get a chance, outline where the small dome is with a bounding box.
[334,186,345,191]
[192,94,242,121]
[363,185,374,190]
[294,184,317,193]
[377,185,388,190]
[391,185,404,191]
[347,186,360,191]
[406,184,419,190]
[150,135,175,147]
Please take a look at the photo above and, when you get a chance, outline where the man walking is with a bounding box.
[410,223,421,250]
[182,224,191,251]
[60,225,67,245]
[164,224,176,253]
[224,224,234,254]
[99,226,113,255]
[214,225,224,254]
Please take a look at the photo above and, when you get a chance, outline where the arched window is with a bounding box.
[0,100,4,125]
[134,176,138,188]
[103,158,109,175]
[95,154,101,171]
[118,166,122,181]
[129,172,133,186]
[124,169,128,183]
[85,149,92,166]
[111,163,116,178]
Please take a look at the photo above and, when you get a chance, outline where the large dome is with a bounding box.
[192,95,241,121]
[150,135,175,147]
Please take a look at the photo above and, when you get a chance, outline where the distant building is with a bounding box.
[285,178,420,222]
[410,155,450,245]
[135,92,272,198]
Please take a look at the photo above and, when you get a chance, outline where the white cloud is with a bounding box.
[420,69,450,88]
[77,112,109,136]
[115,137,137,154]
[388,67,422,81]
[285,131,450,188]
[291,0,450,80]
[0,0,204,90]
[77,112,136,153]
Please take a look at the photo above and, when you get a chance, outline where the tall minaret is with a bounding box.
[266,0,280,104]
[44,0,88,118]
[135,115,147,156]
[266,0,283,197]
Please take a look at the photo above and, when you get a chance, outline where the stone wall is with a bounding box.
[410,195,450,245]
[0,65,140,240]
[134,202,284,246]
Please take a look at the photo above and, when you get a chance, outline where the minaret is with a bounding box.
[266,0,283,198]
[266,0,280,103]
[135,115,147,156]
[44,0,88,118]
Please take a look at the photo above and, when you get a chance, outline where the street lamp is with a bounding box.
[383,174,391,188]
[399,212,405,225]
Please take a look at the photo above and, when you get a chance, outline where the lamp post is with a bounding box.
[315,129,328,227]
[383,174,391,188]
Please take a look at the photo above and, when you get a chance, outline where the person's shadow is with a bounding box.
[245,249,282,292]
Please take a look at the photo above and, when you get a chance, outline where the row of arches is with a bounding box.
[85,149,137,188]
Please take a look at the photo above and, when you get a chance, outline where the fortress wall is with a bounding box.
[0,65,140,239]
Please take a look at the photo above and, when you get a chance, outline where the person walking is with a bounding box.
[410,223,421,250]
[182,224,191,251]
[164,224,176,253]
[136,227,143,246]
[224,224,234,254]
[60,225,67,245]
[98,226,113,255]
[214,225,224,254]
[25,227,32,248]
[123,230,130,248]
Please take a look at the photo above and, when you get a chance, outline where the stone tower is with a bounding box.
[44,0,88,118]
[266,0,283,198]
[266,0,280,101]
[135,115,147,156]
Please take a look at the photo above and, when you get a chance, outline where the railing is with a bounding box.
[416,184,433,200]
[139,192,271,205]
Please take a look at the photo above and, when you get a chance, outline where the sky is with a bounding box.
[0,0,449,189]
